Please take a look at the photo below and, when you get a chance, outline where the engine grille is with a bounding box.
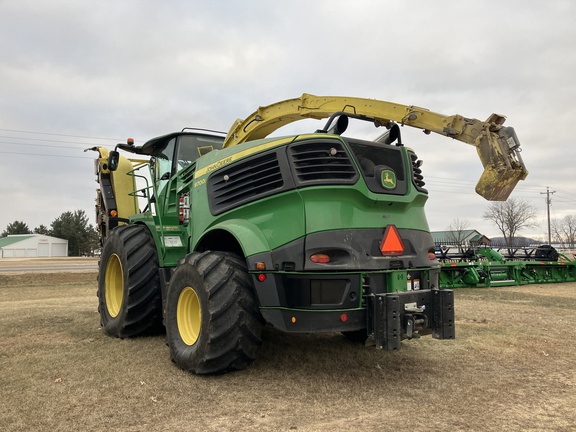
[288,141,358,184]
[208,151,285,215]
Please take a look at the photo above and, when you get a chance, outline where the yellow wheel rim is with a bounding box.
[105,253,124,318]
[177,287,202,346]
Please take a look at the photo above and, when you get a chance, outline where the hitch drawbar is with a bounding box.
[367,289,455,350]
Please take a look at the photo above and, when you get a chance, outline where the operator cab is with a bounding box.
[144,132,224,183]
[107,130,225,214]
[144,131,225,198]
[109,129,225,178]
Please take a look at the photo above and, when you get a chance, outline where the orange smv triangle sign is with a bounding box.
[380,225,404,256]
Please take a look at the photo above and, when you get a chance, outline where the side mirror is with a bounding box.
[108,150,120,171]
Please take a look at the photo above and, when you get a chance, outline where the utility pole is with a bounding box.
[540,187,556,245]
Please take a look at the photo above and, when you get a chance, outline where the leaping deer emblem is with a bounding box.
[381,170,397,189]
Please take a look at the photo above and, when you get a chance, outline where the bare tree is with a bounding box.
[551,215,576,249]
[446,218,470,252]
[483,198,538,246]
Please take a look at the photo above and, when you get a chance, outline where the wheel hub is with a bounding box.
[105,253,123,318]
[177,286,202,345]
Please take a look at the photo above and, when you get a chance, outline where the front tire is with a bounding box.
[97,225,163,338]
[166,251,264,374]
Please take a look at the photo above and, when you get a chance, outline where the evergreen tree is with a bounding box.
[34,225,50,235]
[50,210,99,256]
[1,221,32,237]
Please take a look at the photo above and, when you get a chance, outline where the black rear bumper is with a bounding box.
[258,285,455,350]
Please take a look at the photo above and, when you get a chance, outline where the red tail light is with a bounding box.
[310,253,331,264]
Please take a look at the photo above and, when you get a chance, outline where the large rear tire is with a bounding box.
[97,225,163,338]
[165,251,264,374]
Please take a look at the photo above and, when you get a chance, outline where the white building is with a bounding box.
[0,234,68,258]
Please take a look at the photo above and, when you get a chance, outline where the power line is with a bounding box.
[0,135,114,146]
[554,188,576,200]
[0,140,95,150]
[0,150,92,159]
[0,128,122,141]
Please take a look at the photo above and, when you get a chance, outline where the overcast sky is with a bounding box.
[1,0,575,240]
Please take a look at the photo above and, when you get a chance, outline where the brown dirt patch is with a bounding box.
[1,270,575,431]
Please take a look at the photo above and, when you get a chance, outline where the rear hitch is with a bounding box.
[405,313,428,339]
[367,289,455,350]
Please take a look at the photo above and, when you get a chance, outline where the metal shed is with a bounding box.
[0,234,68,258]
[431,230,491,247]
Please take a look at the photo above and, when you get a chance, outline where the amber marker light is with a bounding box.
[110,210,118,217]
[255,262,266,271]
[310,253,330,264]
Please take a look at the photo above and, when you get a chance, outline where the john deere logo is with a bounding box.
[381,169,397,189]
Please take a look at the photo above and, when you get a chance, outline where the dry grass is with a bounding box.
[1,268,575,432]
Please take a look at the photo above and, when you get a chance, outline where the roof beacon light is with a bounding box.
[380,225,405,256]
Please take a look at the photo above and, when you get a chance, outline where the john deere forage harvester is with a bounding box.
[89,94,527,374]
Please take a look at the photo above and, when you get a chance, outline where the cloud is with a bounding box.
[1,0,575,240]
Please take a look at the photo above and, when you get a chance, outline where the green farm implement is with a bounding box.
[438,245,576,288]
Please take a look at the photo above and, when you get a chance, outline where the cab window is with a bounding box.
[175,134,223,172]
[155,138,176,192]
